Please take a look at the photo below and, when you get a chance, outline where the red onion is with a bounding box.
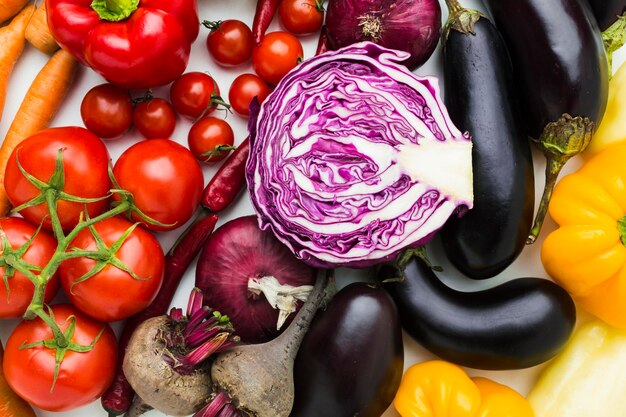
[195,216,317,344]
[325,0,442,70]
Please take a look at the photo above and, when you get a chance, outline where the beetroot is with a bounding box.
[195,216,317,343]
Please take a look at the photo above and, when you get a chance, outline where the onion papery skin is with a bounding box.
[247,42,473,268]
[325,0,442,70]
[195,215,317,344]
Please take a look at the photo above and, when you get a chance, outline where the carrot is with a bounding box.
[0,48,78,216]
[0,4,35,123]
[0,0,30,25]
[25,1,59,55]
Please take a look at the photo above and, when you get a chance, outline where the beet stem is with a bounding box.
[187,287,204,316]
[185,307,214,337]
[169,307,184,321]
[184,332,230,367]
[194,391,231,417]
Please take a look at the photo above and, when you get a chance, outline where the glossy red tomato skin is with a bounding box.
[80,83,133,139]
[252,31,304,85]
[170,72,222,119]
[0,217,59,318]
[188,117,235,163]
[60,217,165,322]
[279,0,324,35]
[133,98,177,139]
[228,73,271,116]
[3,304,117,412]
[207,20,253,66]
[4,127,111,231]
[112,139,204,231]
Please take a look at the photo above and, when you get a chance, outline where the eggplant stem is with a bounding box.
[443,0,484,39]
[603,13,626,76]
[527,114,594,244]
[445,0,463,14]
[527,158,561,244]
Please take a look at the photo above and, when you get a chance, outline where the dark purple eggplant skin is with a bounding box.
[585,0,626,30]
[380,256,576,370]
[483,0,608,139]
[440,13,534,279]
[290,283,403,417]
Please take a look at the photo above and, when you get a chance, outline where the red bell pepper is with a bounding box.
[46,0,199,89]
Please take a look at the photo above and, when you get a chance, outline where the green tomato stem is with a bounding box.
[22,201,131,319]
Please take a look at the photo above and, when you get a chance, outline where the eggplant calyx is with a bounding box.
[603,13,626,76]
[247,276,314,330]
[443,0,485,40]
[383,247,443,283]
[527,114,594,244]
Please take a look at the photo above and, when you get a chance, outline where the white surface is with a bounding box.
[1,1,624,416]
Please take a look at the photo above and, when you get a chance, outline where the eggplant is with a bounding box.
[440,1,534,279]
[380,253,576,370]
[483,0,609,243]
[585,0,626,30]
[291,283,403,417]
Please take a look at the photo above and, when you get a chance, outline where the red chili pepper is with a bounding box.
[47,0,199,89]
[252,0,281,45]
[316,25,330,55]
[201,138,251,213]
[101,210,219,415]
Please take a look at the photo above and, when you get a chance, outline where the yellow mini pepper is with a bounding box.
[542,144,626,328]
[585,61,626,156]
[528,321,626,417]
[393,360,534,417]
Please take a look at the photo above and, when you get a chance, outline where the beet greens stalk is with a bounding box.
[195,271,331,417]
[123,288,238,417]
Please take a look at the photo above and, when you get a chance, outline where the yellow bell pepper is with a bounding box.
[528,321,626,417]
[585,61,626,156]
[393,360,534,417]
[541,144,626,328]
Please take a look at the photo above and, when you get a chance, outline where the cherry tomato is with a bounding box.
[206,19,253,66]
[188,117,235,163]
[252,31,304,85]
[0,217,59,318]
[112,139,204,231]
[229,73,271,117]
[279,0,324,35]
[133,97,177,139]
[3,304,117,412]
[4,127,111,231]
[80,83,133,139]
[60,217,165,322]
[170,72,227,119]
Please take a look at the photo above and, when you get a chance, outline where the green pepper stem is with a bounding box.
[618,216,626,247]
[91,0,139,22]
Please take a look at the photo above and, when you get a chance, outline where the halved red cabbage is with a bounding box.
[246,42,473,268]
